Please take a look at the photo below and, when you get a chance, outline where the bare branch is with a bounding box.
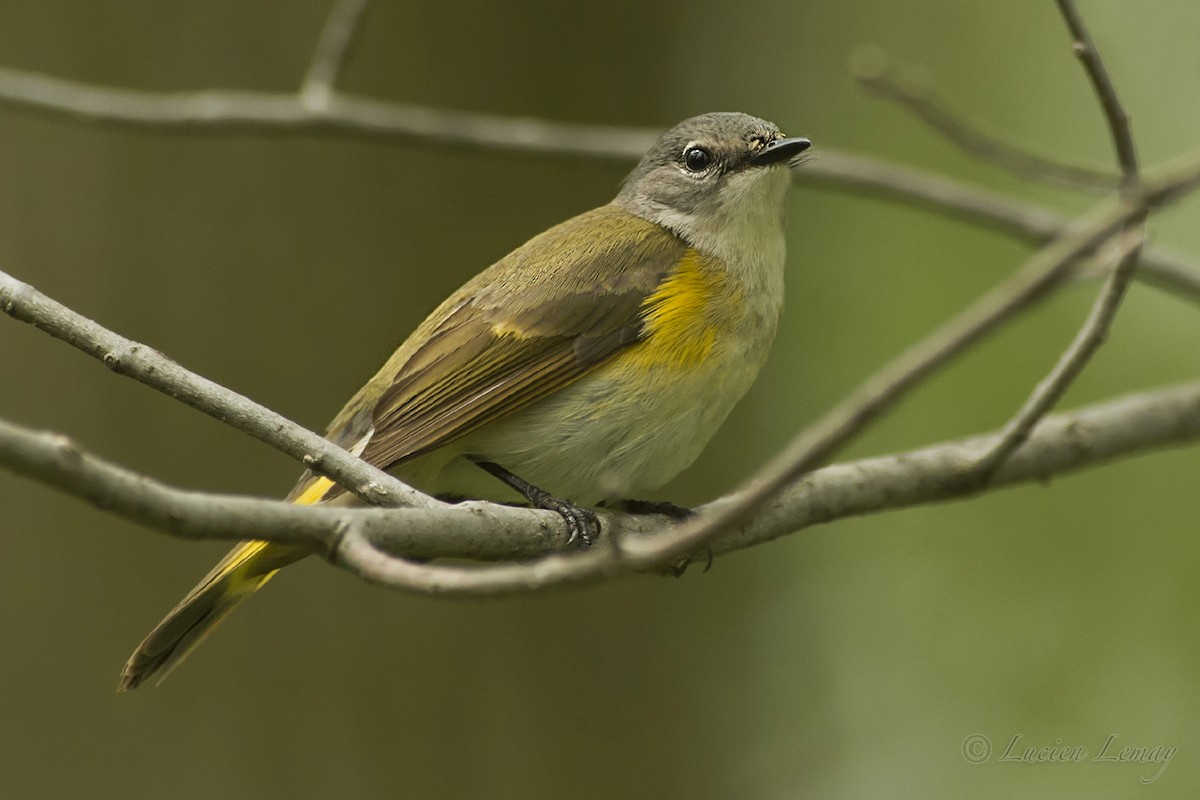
[1055,0,1140,181]
[710,379,1200,555]
[1128,249,1200,301]
[333,525,625,596]
[972,225,1144,478]
[4,379,1199,596]
[971,1,1145,479]
[851,45,1120,192]
[301,0,373,110]
[0,64,1198,303]
[806,152,1200,303]
[0,415,570,561]
[0,66,654,160]
[0,270,440,511]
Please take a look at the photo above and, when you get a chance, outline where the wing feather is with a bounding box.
[294,205,688,500]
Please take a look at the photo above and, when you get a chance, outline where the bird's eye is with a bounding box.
[683,145,713,173]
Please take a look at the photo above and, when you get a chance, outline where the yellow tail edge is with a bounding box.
[117,478,334,691]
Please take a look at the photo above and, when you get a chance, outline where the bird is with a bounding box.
[118,111,811,690]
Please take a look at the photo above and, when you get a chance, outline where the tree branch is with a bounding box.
[971,0,1145,479]
[805,152,1200,303]
[1055,0,1140,181]
[0,65,655,160]
[0,64,1198,304]
[3,379,1198,596]
[301,0,373,110]
[851,45,1120,192]
[0,270,440,511]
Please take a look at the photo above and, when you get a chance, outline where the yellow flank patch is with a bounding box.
[293,476,335,506]
[631,250,731,370]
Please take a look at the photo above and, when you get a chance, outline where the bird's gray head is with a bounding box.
[614,112,811,242]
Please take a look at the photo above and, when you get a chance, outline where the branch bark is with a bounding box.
[2,380,1197,595]
[0,65,1199,305]
[851,45,1120,192]
[301,0,373,110]
[1,2,1198,597]
[970,0,1145,479]
[0,270,441,512]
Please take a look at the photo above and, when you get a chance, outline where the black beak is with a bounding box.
[753,136,812,166]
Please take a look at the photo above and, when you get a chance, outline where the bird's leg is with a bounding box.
[468,458,600,546]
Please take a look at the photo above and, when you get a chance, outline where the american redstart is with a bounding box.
[119,112,811,690]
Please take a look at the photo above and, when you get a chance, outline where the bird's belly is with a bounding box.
[397,324,774,504]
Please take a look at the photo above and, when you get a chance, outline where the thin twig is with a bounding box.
[0,64,1198,303]
[301,0,373,110]
[0,66,654,160]
[971,0,1144,479]
[852,46,1120,192]
[4,379,1200,595]
[0,270,440,511]
[807,152,1200,303]
[0,415,571,560]
[707,380,1200,558]
[972,226,1143,477]
[1055,0,1140,181]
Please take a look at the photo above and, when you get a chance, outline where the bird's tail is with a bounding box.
[117,476,341,691]
[117,537,310,691]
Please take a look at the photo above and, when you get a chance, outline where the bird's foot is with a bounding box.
[470,458,600,546]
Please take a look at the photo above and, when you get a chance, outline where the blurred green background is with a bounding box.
[1,1,1199,797]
